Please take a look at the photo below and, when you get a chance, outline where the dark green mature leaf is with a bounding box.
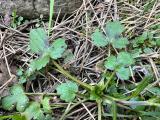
[156,39,160,46]
[117,52,134,66]
[104,56,117,70]
[56,81,78,102]
[2,85,29,112]
[23,102,45,120]
[29,28,48,53]
[91,29,108,47]
[105,21,124,39]
[49,38,67,59]
[116,67,130,80]
[112,37,129,49]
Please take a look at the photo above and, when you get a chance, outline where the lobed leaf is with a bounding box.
[105,21,124,39]
[41,97,51,113]
[2,85,29,112]
[117,52,134,66]
[91,29,108,47]
[104,56,117,70]
[23,102,45,120]
[56,81,78,102]
[112,37,129,49]
[49,38,67,59]
[29,28,49,54]
[116,67,130,80]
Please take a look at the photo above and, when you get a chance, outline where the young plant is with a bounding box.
[1,21,158,120]
[2,85,29,112]
[91,21,129,49]
[2,85,52,120]
[104,52,134,80]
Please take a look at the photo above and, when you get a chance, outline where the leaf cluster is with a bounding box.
[2,85,52,120]
[91,21,129,49]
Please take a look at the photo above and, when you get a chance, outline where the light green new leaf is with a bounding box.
[41,97,51,113]
[2,85,29,112]
[116,67,130,80]
[117,52,134,66]
[104,56,117,70]
[49,38,67,59]
[112,37,129,49]
[91,29,108,47]
[62,49,75,64]
[29,28,48,53]
[23,102,45,120]
[105,21,124,39]
[56,81,78,102]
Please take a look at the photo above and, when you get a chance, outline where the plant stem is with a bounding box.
[112,101,117,120]
[102,71,116,91]
[48,0,54,35]
[53,61,93,91]
[97,100,102,120]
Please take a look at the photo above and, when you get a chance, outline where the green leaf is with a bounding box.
[117,52,134,66]
[91,29,108,47]
[41,97,51,113]
[130,76,152,98]
[149,87,160,96]
[131,48,142,58]
[19,76,27,84]
[104,56,117,70]
[2,85,29,112]
[23,102,45,120]
[49,38,67,59]
[29,28,48,53]
[137,32,148,43]
[144,48,153,54]
[105,21,124,39]
[30,55,50,71]
[2,96,17,111]
[17,68,23,76]
[156,39,160,46]
[112,37,129,49]
[116,67,130,80]
[56,81,78,102]
[62,49,75,64]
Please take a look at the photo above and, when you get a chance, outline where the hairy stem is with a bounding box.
[53,61,93,91]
